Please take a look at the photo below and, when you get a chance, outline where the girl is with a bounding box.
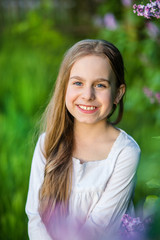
[25,39,141,240]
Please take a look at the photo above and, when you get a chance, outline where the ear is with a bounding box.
[114,84,126,105]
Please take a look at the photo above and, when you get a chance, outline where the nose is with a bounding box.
[81,86,95,101]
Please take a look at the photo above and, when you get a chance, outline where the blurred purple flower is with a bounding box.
[143,87,160,104]
[121,214,144,232]
[133,0,160,19]
[104,13,118,30]
[41,203,154,240]
[155,92,160,103]
[143,87,153,98]
[146,22,160,38]
[122,0,132,7]
[143,87,155,103]
[119,214,153,240]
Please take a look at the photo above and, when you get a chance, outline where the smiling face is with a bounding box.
[65,55,119,125]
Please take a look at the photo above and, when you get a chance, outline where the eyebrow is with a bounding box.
[69,76,110,83]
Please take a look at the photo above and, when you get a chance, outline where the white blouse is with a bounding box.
[25,129,141,240]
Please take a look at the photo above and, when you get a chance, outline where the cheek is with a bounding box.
[65,90,71,110]
[65,87,76,110]
[100,91,113,104]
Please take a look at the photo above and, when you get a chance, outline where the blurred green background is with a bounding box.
[0,0,160,239]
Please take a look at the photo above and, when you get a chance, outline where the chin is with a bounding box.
[75,118,102,125]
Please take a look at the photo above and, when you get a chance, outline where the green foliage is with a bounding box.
[143,196,160,239]
[0,1,160,239]
[0,7,74,239]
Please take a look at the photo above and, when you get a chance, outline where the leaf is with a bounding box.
[146,179,160,189]
[152,136,160,140]
[143,195,159,215]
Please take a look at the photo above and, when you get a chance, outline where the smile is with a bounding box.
[78,105,96,110]
[76,104,98,114]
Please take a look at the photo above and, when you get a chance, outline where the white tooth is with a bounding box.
[80,105,85,109]
[79,105,96,110]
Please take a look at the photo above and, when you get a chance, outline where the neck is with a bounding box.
[73,120,111,143]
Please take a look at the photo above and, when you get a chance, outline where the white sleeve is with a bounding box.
[25,134,52,240]
[80,144,141,238]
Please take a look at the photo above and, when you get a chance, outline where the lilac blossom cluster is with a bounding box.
[41,203,154,240]
[143,87,160,104]
[119,214,152,240]
[133,0,160,19]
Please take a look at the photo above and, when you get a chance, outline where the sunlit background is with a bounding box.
[0,0,160,239]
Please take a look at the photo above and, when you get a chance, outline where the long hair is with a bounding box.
[39,39,126,231]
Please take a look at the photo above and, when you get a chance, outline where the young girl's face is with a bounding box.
[65,55,119,125]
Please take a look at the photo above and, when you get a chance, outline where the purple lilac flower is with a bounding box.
[143,87,160,104]
[143,87,155,103]
[155,92,160,103]
[146,22,160,38]
[121,0,132,7]
[121,214,143,232]
[133,0,160,19]
[104,13,118,30]
[119,214,149,240]
[143,87,153,97]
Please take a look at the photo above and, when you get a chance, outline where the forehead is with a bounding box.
[70,54,115,80]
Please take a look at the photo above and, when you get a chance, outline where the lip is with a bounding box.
[76,104,99,114]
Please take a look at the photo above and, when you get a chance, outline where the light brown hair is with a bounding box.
[39,39,126,232]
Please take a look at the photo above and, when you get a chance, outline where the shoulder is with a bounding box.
[119,128,141,153]
[114,129,141,168]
